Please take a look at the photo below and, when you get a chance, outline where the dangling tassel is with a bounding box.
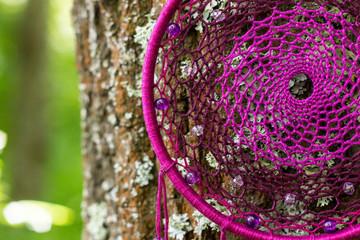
[220,218,233,240]
[220,230,227,240]
[155,169,167,240]
[155,164,174,240]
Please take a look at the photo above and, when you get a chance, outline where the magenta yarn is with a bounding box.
[142,0,360,239]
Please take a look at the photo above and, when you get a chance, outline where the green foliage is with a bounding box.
[0,0,82,239]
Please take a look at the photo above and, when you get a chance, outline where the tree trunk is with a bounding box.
[72,1,239,239]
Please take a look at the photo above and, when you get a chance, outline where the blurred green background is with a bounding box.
[0,0,82,239]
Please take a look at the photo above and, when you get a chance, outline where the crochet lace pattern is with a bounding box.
[142,0,360,239]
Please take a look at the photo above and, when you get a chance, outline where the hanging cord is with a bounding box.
[220,217,234,240]
[155,162,176,240]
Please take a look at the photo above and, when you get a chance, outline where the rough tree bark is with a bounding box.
[72,1,240,239]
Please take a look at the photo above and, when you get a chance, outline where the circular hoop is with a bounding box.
[142,0,360,239]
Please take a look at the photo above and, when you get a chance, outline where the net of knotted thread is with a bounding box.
[142,0,360,239]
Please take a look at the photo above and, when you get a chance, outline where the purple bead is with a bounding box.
[232,175,244,188]
[323,220,336,233]
[185,170,199,184]
[166,23,180,36]
[284,193,296,207]
[154,98,169,110]
[153,238,164,240]
[343,182,354,195]
[246,214,259,228]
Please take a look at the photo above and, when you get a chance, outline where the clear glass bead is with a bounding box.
[185,171,199,184]
[212,9,225,22]
[232,175,244,188]
[284,193,296,207]
[343,182,354,195]
[184,65,197,76]
[191,125,204,136]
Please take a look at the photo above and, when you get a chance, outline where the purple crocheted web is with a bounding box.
[143,0,360,238]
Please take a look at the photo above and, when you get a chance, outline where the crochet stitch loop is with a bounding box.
[142,0,360,239]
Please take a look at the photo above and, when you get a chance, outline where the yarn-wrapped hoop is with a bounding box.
[142,0,360,239]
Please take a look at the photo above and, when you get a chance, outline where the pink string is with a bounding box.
[155,172,163,238]
[220,217,234,240]
[220,230,227,240]
[156,163,176,240]
[156,170,169,240]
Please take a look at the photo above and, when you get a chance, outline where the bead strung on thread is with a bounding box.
[343,182,354,195]
[154,98,169,110]
[323,220,336,233]
[232,175,244,188]
[284,193,296,207]
[166,23,180,36]
[153,238,164,240]
[245,214,259,228]
[184,65,197,76]
[185,170,200,184]
[191,125,204,136]
[212,9,225,22]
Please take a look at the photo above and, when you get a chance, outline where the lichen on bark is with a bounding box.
[72,0,240,239]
